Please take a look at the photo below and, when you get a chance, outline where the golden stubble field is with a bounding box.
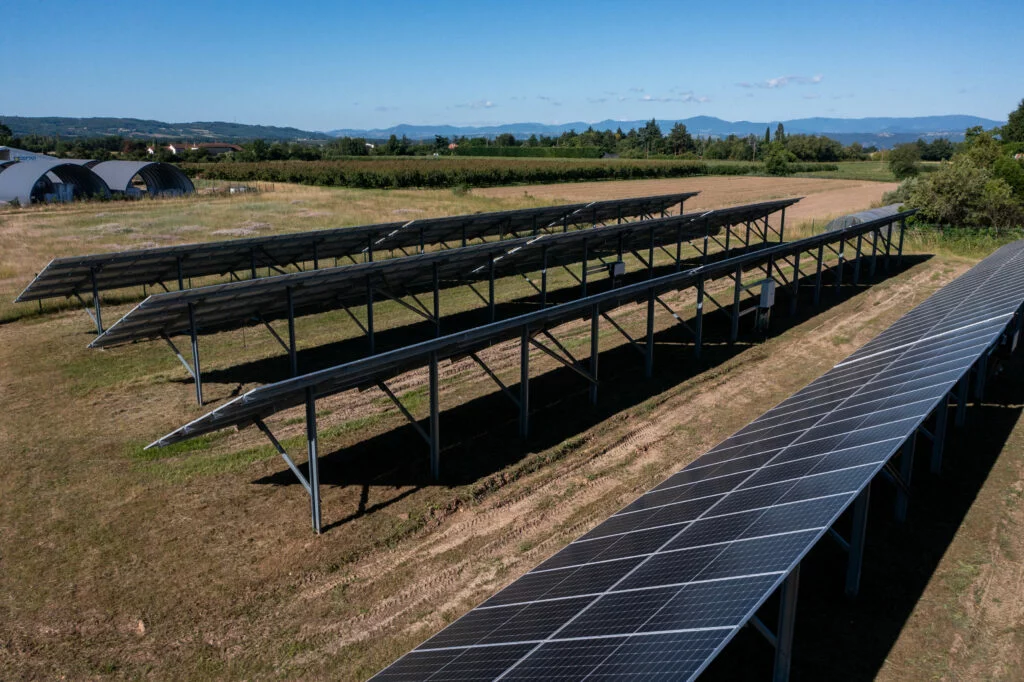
[1,177,1022,680]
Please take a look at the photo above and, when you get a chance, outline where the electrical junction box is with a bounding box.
[608,261,626,277]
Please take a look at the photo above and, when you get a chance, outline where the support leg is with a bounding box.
[695,279,704,359]
[931,395,949,474]
[188,302,202,406]
[645,290,655,378]
[90,269,103,334]
[429,352,440,479]
[305,388,321,534]
[731,267,742,343]
[773,565,800,682]
[519,328,530,438]
[286,286,298,376]
[366,276,375,355]
[789,252,801,317]
[845,485,870,597]
[589,305,599,405]
[813,244,824,307]
[895,433,916,523]
[853,233,863,285]
[955,375,968,427]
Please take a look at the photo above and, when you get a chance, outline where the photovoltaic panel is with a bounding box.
[15,193,697,303]
[90,199,795,349]
[369,240,1024,680]
[147,208,910,449]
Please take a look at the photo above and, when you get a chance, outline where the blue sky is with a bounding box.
[2,0,1021,131]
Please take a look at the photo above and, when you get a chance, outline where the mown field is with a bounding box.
[182,157,840,189]
[2,178,1023,680]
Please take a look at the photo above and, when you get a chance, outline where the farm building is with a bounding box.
[72,160,195,197]
[0,157,110,204]
[0,156,193,204]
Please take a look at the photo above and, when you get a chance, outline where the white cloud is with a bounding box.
[738,74,824,89]
[537,95,562,106]
[454,99,495,109]
[639,91,709,104]
[629,86,645,93]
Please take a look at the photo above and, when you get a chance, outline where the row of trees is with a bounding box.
[3,119,901,166]
[888,99,1024,227]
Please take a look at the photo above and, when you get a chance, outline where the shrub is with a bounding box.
[764,149,791,176]
[888,144,920,180]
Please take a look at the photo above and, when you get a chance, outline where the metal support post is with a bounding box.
[286,287,298,376]
[675,224,683,271]
[955,375,968,427]
[895,433,916,523]
[897,218,906,267]
[305,388,321,534]
[488,254,496,321]
[645,290,655,378]
[188,302,202,406]
[250,249,258,279]
[366,276,375,355]
[519,327,530,438]
[581,240,589,296]
[779,206,786,242]
[813,244,824,307]
[974,353,989,401]
[541,247,549,307]
[870,229,879,278]
[428,352,440,479]
[695,278,705,359]
[931,395,949,474]
[789,252,801,317]
[731,267,742,343]
[589,305,600,405]
[853,233,863,285]
[773,565,800,682]
[884,224,892,272]
[433,262,441,337]
[649,226,656,277]
[845,485,871,597]
[177,256,185,290]
[312,241,319,270]
[90,268,103,334]
[366,233,374,262]
[835,237,844,293]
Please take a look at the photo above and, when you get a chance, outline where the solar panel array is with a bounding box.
[369,240,1024,680]
[148,208,908,449]
[16,193,696,303]
[90,199,795,349]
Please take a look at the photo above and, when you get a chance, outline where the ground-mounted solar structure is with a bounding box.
[359,239,1024,680]
[0,156,111,205]
[91,199,795,405]
[149,209,913,539]
[16,192,698,334]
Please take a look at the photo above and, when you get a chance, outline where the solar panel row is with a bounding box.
[149,209,910,448]
[90,199,794,349]
[370,240,1024,681]
[16,192,697,304]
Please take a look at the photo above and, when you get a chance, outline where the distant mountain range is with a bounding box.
[329,115,1006,148]
[2,114,1006,149]
[0,116,328,142]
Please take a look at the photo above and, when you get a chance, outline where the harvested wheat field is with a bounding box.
[476,176,899,228]
[1,177,1023,680]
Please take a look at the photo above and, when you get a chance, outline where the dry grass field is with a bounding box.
[1,177,1022,680]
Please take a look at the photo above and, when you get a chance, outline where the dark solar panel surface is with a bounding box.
[90,199,794,348]
[368,240,1024,680]
[16,193,696,303]
[148,208,913,449]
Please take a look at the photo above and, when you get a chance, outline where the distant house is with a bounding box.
[448,142,458,150]
[1015,152,1024,161]
[167,143,196,156]
[196,143,242,156]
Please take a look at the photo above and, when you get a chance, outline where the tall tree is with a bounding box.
[774,122,785,143]
[1004,98,1024,144]
[764,127,770,146]
[666,122,695,155]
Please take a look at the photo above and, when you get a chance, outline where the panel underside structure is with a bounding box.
[371,241,1024,680]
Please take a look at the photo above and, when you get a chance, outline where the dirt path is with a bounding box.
[476,176,898,226]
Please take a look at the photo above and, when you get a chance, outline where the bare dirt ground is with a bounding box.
[1,178,1022,680]
[477,176,899,227]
